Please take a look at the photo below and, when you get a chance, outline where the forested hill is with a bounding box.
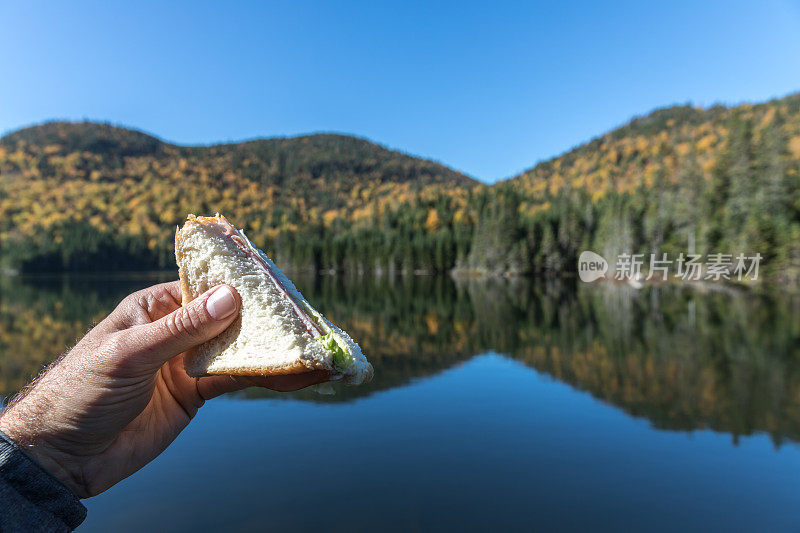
[0,122,478,271]
[464,92,800,282]
[2,92,800,282]
[0,121,476,190]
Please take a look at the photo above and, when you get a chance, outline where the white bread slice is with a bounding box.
[175,214,373,385]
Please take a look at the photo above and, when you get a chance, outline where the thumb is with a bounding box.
[126,284,240,367]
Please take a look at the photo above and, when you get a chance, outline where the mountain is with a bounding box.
[1,92,799,281]
[1,121,476,188]
[463,93,800,280]
[0,122,479,272]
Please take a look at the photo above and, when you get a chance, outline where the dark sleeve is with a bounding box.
[0,430,87,532]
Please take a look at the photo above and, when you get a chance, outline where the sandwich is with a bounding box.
[174,214,373,386]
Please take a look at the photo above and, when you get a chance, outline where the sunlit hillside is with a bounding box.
[0,122,479,271]
[494,93,800,280]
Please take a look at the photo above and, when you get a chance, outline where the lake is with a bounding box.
[1,273,799,531]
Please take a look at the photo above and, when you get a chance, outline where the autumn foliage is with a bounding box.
[1,92,799,281]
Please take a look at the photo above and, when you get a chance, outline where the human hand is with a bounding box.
[0,281,329,498]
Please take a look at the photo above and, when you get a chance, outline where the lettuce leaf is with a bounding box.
[321,332,351,371]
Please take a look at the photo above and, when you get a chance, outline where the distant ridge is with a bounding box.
[1,121,477,187]
[506,91,800,188]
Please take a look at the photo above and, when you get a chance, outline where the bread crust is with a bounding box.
[176,214,321,378]
[187,361,317,378]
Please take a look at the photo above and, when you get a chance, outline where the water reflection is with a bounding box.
[1,273,798,444]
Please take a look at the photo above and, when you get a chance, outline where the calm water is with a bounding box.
[1,274,799,531]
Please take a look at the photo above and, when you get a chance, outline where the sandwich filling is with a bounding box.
[213,215,353,373]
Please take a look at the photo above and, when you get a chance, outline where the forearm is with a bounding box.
[0,404,86,500]
[0,352,93,498]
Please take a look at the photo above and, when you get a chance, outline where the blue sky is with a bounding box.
[1,1,800,183]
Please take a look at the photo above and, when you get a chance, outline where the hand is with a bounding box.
[0,281,329,498]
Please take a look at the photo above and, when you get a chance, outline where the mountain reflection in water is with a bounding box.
[1,273,798,445]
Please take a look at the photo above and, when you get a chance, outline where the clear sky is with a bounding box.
[2,1,800,183]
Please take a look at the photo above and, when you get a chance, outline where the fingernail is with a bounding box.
[206,286,237,320]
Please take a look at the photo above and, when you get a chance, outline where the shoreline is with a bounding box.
[2,267,794,294]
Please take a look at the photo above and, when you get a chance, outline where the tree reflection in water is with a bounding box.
[1,273,798,445]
